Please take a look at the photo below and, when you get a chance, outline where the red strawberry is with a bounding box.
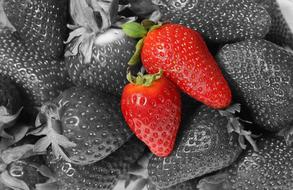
[121,71,181,157]
[123,22,232,109]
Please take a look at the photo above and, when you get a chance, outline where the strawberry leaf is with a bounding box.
[65,25,96,64]
[221,104,259,152]
[132,178,148,190]
[197,172,231,190]
[0,124,30,152]
[0,107,23,139]
[69,0,100,32]
[35,182,60,190]
[278,127,293,146]
[0,171,30,190]
[1,144,44,165]
[33,137,51,153]
[31,116,77,163]
[228,116,258,152]
[122,22,147,39]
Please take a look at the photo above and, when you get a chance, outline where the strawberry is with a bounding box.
[0,28,70,115]
[118,151,199,190]
[147,105,256,188]
[30,86,133,165]
[130,0,271,43]
[64,0,137,96]
[256,0,293,49]
[121,71,181,157]
[217,39,293,142]
[0,75,23,139]
[123,22,232,109]
[197,137,293,190]
[45,137,145,190]
[3,0,69,60]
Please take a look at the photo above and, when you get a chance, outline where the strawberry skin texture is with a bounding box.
[152,0,271,43]
[3,0,68,60]
[198,137,293,190]
[148,105,242,188]
[49,87,133,165]
[121,77,181,157]
[217,39,293,132]
[0,29,70,112]
[256,0,293,49]
[45,137,145,190]
[0,75,22,115]
[141,24,232,109]
[7,156,48,190]
[66,29,136,96]
[147,178,199,190]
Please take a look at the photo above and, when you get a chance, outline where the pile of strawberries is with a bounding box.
[0,0,293,190]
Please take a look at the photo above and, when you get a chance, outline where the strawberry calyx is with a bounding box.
[121,153,152,190]
[29,102,77,164]
[69,0,116,32]
[65,0,117,63]
[0,144,58,190]
[197,172,232,190]
[0,0,15,31]
[0,124,30,153]
[122,20,162,66]
[65,0,134,65]
[0,170,30,190]
[278,126,293,146]
[218,104,259,152]
[127,69,163,87]
[0,106,23,139]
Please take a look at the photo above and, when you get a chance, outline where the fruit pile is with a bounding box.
[0,0,293,189]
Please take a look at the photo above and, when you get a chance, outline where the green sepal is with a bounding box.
[128,37,145,66]
[127,69,163,87]
[122,22,147,39]
[149,24,161,32]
